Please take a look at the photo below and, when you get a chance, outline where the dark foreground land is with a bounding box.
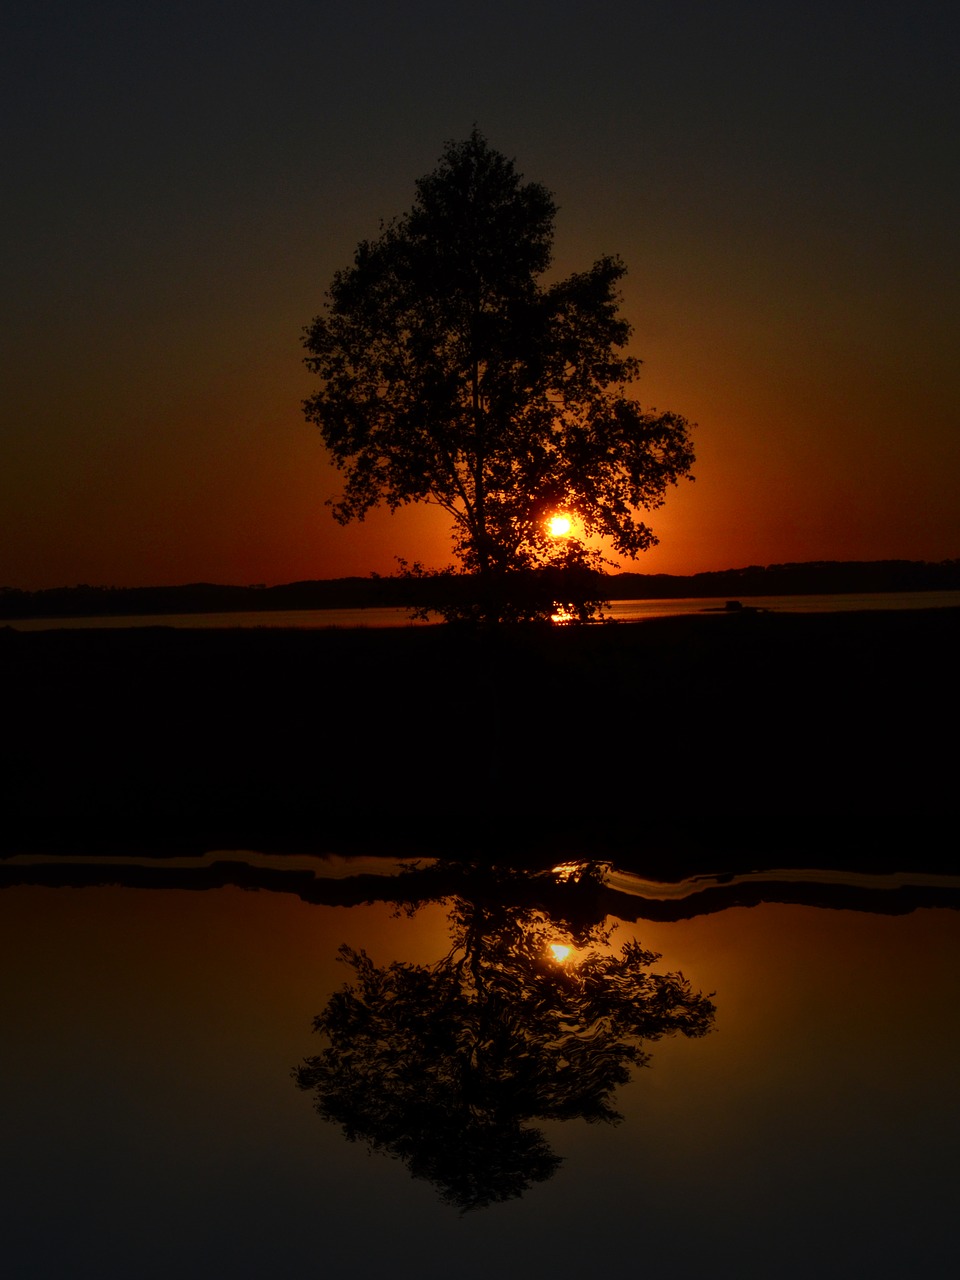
[2,608,957,872]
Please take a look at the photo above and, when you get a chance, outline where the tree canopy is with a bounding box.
[303,130,695,621]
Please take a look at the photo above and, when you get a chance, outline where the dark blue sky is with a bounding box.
[3,0,958,585]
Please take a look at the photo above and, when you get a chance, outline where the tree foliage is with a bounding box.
[303,130,695,621]
[295,867,716,1211]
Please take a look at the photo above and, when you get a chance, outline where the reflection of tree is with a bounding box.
[295,865,716,1211]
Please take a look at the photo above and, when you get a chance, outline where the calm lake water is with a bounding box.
[2,856,958,1278]
[8,589,960,630]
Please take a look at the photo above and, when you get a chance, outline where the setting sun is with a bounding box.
[548,943,572,962]
[547,514,572,538]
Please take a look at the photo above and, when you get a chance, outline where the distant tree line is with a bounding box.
[1,559,958,621]
[610,558,960,600]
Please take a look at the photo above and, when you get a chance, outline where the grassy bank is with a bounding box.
[2,608,957,868]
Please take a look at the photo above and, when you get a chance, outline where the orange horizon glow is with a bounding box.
[4,11,959,598]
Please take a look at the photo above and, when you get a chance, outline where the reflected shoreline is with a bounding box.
[4,853,960,920]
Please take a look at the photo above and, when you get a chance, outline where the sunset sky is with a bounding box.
[3,0,957,589]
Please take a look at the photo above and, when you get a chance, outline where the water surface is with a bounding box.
[9,589,960,629]
[2,860,957,1278]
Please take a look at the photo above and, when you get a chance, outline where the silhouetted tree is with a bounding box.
[295,872,715,1210]
[303,130,695,622]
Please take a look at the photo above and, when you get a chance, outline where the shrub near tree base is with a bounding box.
[303,131,695,623]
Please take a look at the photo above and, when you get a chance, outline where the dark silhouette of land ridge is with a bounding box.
[2,558,958,620]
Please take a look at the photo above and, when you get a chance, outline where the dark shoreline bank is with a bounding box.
[3,607,957,873]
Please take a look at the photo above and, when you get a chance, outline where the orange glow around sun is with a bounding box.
[547,513,572,537]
